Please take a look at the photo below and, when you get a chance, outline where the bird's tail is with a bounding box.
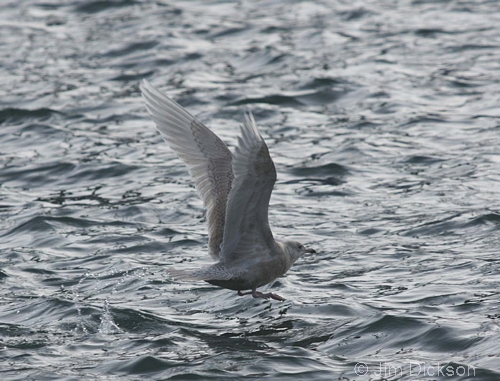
[167,265,238,281]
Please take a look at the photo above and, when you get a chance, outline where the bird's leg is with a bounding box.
[251,289,286,301]
[237,290,253,296]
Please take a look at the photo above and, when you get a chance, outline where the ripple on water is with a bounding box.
[2,0,500,379]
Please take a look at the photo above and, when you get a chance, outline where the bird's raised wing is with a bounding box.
[141,79,234,259]
[220,112,278,263]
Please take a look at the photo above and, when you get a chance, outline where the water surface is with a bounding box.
[1,0,500,379]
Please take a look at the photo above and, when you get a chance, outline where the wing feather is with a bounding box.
[141,79,233,259]
[221,112,278,263]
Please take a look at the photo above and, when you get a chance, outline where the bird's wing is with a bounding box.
[141,79,234,259]
[220,112,278,263]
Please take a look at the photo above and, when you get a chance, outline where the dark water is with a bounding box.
[1,0,500,379]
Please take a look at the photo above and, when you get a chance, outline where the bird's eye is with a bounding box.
[298,244,303,249]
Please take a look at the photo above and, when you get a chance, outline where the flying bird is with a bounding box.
[141,79,315,301]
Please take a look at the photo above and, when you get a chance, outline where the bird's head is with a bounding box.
[283,240,316,263]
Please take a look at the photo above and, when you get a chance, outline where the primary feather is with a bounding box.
[141,79,233,259]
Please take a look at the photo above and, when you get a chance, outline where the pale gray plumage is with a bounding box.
[141,79,315,301]
[141,80,232,260]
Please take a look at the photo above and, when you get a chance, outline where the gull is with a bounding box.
[141,79,315,301]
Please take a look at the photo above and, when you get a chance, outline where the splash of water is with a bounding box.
[70,267,150,335]
[99,299,122,334]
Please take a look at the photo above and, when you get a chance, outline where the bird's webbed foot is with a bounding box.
[237,289,285,301]
[252,289,285,301]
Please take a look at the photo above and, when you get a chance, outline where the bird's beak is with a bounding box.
[306,248,316,254]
